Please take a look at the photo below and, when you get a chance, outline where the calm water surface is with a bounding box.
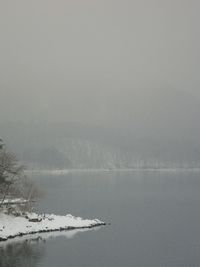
[1,171,200,267]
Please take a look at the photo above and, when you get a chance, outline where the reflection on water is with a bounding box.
[0,239,45,267]
[0,227,98,267]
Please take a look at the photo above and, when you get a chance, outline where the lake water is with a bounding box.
[1,170,200,267]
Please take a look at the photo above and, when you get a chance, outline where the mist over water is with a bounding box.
[1,1,200,169]
[1,1,200,266]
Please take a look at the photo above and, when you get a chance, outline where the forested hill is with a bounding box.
[1,88,200,169]
[1,120,200,169]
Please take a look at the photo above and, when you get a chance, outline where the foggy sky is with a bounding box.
[0,0,200,136]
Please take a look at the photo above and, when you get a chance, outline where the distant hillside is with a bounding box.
[1,88,200,169]
[1,121,200,169]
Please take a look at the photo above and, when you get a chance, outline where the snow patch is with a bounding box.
[0,212,105,242]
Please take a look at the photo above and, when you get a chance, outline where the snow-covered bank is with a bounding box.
[25,167,200,176]
[0,212,105,242]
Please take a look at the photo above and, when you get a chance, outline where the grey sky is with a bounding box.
[0,0,199,132]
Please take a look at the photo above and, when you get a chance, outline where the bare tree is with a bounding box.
[0,142,41,212]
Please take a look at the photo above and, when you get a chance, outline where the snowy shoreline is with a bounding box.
[0,212,106,242]
[24,167,200,177]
